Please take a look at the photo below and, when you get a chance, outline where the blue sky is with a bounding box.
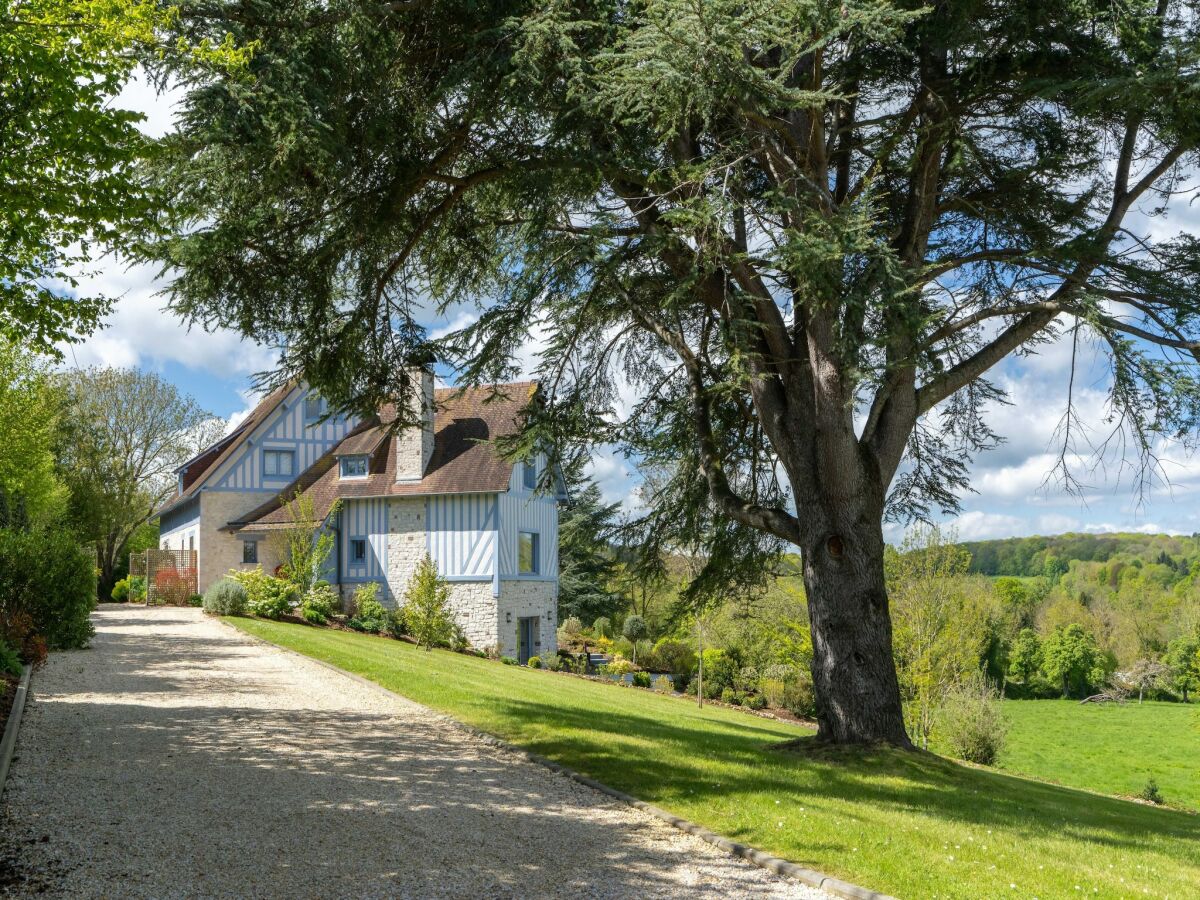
[64,76,1200,544]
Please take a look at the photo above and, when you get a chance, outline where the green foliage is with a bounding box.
[747,693,768,710]
[887,525,992,748]
[697,648,739,692]
[647,638,695,675]
[56,367,222,600]
[229,567,298,620]
[202,579,247,616]
[348,583,388,633]
[0,525,96,649]
[1042,624,1111,699]
[1163,635,1200,701]
[632,671,652,688]
[0,344,65,525]
[935,675,1008,766]
[1009,629,1043,683]
[300,582,339,624]
[111,576,132,603]
[0,637,21,678]
[560,616,583,636]
[526,655,542,669]
[652,674,674,692]
[622,614,648,642]
[268,493,342,596]
[1139,778,1164,805]
[401,556,454,650]
[592,616,612,638]
[601,656,635,676]
[500,656,518,666]
[557,457,624,623]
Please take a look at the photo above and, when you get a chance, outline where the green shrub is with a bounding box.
[300,582,339,624]
[649,638,695,674]
[760,663,798,707]
[128,575,147,601]
[111,576,133,602]
[1139,777,1164,805]
[747,693,768,710]
[720,687,740,705]
[0,637,21,678]
[0,526,96,650]
[229,567,298,619]
[202,579,248,616]
[527,655,543,669]
[544,654,563,672]
[672,672,691,693]
[653,674,674,692]
[697,648,739,692]
[632,671,652,688]
[501,656,518,666]
[385,607,407,638]
[935,674,1008,765]
[353,583,386,618]
[737,666,760,691]
[601,655,635,676]
[592,616,611,638]
[781,676,816,717]
[561,616,583,636]
[187,594,203,607]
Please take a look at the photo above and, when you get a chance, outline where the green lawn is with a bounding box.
[229,618,1200,900]
[999,699,1200,811]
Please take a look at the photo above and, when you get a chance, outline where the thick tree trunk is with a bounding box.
[801,504,913,748]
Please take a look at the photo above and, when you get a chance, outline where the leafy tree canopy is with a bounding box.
[146,0,1200,745]
[0,0,251,355]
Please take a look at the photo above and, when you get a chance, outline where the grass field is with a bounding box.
[228,618,1200,900]
[999,699,1200,811]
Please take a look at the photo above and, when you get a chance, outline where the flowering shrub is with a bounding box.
[300,582,339,624]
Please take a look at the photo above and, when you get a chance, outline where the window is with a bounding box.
[340,455,369,479]
[350,538,367,564]
[518,531,539,575]
[242,540,258,565]
[523,460,537,490]
[263,449,295,478]
[304,393,324,421]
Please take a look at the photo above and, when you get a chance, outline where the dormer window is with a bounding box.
[340,455,369,479]
[523,460,537,490]
[304,393,325,421]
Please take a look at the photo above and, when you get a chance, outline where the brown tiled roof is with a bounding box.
[225,382,537,532]
[156,382,296,518]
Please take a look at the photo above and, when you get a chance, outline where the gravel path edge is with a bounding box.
[0,664,32,802]
[222,619,896,900]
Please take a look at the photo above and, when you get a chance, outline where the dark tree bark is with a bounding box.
[798,485,912,746]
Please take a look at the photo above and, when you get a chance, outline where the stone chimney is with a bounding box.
[395,366,435,483]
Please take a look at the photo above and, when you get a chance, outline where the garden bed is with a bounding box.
[0,671,16,741]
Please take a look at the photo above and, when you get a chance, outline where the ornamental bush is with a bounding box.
[300,582,339,624]
[111,576,133,602]
[561,616,583,636]
[203,578,247,616]
[592,616,611,638]
[632,671,652,688]
[229,567,298,619]
[527,655,542,669]
[649,638,695,675]
[601,655,635,676]
[349,583,388,633]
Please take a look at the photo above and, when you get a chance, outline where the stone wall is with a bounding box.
[445,581,500,652]
[198,492,284,593]
[385,498,426,602]
[496,580,557,660]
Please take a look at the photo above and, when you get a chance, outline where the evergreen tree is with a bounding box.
[147,0,1200,745]
[557,457,623,625]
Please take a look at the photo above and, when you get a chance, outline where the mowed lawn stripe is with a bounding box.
[229,618,1200,900]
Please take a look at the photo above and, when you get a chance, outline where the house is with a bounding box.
[155,370,561,662]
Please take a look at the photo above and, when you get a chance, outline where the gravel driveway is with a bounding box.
[0,605,828,899]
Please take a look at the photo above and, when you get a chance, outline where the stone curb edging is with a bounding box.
[221,619,897,900]
[0,664,32,802]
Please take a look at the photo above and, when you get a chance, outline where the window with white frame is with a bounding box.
[350,538,367,565]
[518,531,539,575]
[263,449,295,478]
[242,540,258,564]
[340,455,369,479]
[523,459,537,490]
